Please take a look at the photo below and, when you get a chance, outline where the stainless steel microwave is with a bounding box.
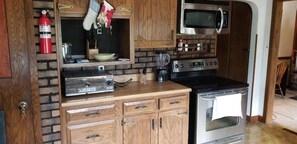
[177,0,231,35]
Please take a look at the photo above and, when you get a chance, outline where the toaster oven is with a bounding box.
[61,70,114,97]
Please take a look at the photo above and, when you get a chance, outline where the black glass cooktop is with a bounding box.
[172,76,248,93]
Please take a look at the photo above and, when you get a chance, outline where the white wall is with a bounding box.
[233,0,273,117]
[278,1,297,57]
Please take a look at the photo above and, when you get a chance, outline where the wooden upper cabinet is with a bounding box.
[57,0,132,17]
[133,0,177,48]
[57,0,89,17]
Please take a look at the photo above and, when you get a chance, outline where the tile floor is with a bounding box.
[244,89,297,144]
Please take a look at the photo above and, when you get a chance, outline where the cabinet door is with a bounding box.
[57,0,89,17]
[159,109,189,144]
[67,119,116,144]
[122,113,157,144]
[134,0,177,48]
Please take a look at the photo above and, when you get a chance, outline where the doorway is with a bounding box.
[264,0,297,123]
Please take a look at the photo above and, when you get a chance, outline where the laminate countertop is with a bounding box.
[61,80,191,107]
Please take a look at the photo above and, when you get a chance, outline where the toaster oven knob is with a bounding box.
[106,81,113,86]
[175,64,179,68]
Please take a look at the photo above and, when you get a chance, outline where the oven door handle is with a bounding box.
[229,138,244,144]
[200,96,216,101]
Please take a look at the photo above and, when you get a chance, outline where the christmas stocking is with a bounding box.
[97,0,115,28]
[83,0,100,30]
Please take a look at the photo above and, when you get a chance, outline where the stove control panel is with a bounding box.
[171,58,218,72]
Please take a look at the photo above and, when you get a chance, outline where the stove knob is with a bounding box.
[209,62,213,66]
[214,61,217,65]
[180,64,184,68]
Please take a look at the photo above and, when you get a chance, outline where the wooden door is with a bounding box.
[122,113,157,144]
[0,0,40,143]
[158,109,189,144]
[228,2,252,82]
[134,0,177,48]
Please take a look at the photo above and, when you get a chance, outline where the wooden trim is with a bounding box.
[247,115,264,122]
[263,0,283,123]
[0,0,11,78]
[25,0,43,143]
[249,34,258,116]
[278,56,292,59]
[293,10,297,51]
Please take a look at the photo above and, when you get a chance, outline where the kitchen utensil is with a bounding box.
[93,53,115,61]
[62,43,74,63]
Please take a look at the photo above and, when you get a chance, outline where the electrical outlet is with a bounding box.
[98,66,105,71]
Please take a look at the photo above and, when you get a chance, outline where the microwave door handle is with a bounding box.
[216,7,224,34]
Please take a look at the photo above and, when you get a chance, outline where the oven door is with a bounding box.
[196,88,247,144]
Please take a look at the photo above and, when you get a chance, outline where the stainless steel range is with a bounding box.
[169,58,248,144]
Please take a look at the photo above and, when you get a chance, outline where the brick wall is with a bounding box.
[33,0,61,143]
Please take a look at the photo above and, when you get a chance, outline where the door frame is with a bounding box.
[263,0,297,123]
[23,0,43,142]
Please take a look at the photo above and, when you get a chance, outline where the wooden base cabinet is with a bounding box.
[61,92,189,144]
[159,109,189,144]
[67,119,116,144]
[122,94,189,144]
[122,113,158,144]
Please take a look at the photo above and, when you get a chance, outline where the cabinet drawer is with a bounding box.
[123,99,157,115]
[66,104,116,124]
[67,119,116,144]
[159,95,188,110]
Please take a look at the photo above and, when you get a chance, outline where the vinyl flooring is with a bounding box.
[244,89,297,144]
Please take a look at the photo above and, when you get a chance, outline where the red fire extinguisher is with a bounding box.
[39,10,52,54]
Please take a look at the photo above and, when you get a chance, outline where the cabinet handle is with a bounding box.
[85,112,101,117]
[152,119,155,130]
[178,111,188,115]
[135,105,147,110]
[120,6,133,13]
[86,134,100,139]
[121,120,128,126]
[170,101,180,105]
[58,3,73,10]
[171,30,174,40]
[160,118,162,129]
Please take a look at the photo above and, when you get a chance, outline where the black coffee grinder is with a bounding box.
[155,51,170,82]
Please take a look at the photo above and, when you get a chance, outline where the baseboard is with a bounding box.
[247,115,264,122]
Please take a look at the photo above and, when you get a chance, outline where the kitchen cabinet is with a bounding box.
[57,0,132,17]
[159,109,189,144]
[60,81,191,144]
[133,0,177,48]
[122,94,189,144]
[122,113,158,144]
[55,0,135,68]
[61,102,118,144]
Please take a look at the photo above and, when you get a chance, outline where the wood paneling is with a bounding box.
[0,0,11,78]
[217,34,230,78]
[228,2,252,82]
